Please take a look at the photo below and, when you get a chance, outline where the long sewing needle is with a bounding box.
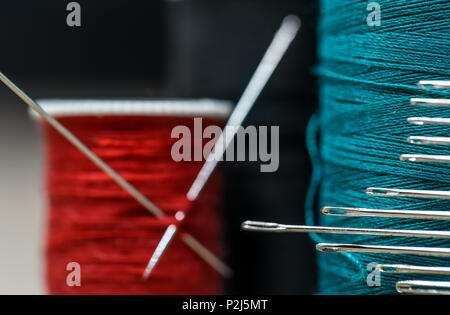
[241,220,450,239]
[316,243,450,257]
[417,80,450,90]
[187,15,301,201]
[396,280,450,295]
[366,187,450,199]
[0,71,229,277]
[376,264,450,276]
[143,15,301,279]
[321,206,450,221]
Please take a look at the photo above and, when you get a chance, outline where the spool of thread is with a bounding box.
[307,0,450,294]
[31,99,231,294]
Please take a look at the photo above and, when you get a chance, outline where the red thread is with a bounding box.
[41,115,224,294]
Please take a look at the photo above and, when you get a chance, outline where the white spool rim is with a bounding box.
[30,99,233,119]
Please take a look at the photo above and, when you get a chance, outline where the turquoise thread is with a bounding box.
[308,0,450,294]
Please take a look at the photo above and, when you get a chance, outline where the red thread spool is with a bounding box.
[33,100,231,295]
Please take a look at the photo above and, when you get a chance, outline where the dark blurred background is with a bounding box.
[0,0,317,294]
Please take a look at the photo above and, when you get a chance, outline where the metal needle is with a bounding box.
[316,243,450,257]
[417,80,450,90]
[187,15,301,201]
[366,187,450,200]
[322,206,450,221]
[407,136,450,145]
[408,117,450,126]
[376,264,450,276]
[145,15,301,279]
[411,98,450,107]
[241,220,450,239]
[400,154,450,163]
[396,280,450,295]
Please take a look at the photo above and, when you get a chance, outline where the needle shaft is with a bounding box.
[144,15,301,279]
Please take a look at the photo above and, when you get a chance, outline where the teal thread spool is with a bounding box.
[308,0,450,294]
